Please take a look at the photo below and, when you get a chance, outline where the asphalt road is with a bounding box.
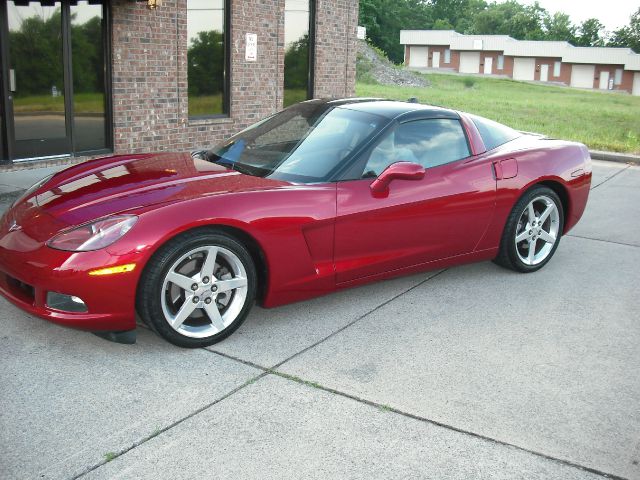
[0,160,638,480]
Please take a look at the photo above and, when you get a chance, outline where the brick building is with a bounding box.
[0,0,358,165]
[401,30,640,96]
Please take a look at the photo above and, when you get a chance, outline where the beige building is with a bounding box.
[400,30,640,95]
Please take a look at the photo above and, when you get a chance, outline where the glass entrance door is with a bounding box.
[7,1,70,159]
[0,1,109,163]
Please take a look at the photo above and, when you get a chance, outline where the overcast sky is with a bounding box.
[512,0,638,32]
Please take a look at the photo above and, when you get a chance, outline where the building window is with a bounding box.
[187,0,229,118]
[284,0,315,107]
[497,55,504,70]
[444,49,451,64]
[614,69,623,85]
[553,61,561,77]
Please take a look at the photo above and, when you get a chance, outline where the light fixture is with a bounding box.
[89,264,137,276]
[147,0,162,9]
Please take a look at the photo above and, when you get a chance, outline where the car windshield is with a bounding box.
[204,102,386,183]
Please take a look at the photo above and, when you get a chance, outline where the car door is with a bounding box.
[334,117,496,284]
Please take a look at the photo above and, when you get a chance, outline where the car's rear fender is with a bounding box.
[475,140,591,250]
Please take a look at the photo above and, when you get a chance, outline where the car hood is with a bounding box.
[6,152,289,242]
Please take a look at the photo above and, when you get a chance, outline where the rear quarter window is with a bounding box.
[471,115,521,151]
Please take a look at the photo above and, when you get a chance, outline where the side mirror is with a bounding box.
[370,161,425,197]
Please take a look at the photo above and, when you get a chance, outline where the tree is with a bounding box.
[506,1,547,40]
[357,0,595,63]
[284,35,310,89]
[359,0,433,63]
[544,12,577,43]
[71,15,104,94]
[431,19,453,30]
[187,30,225,96]
[8,9,64,97]
[466,1,547,40]
[575,18,605,47]
[9,9,104,98]
[608,7,640,52]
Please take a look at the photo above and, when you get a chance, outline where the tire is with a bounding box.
[137,230,257,348]
[494,186,564,273]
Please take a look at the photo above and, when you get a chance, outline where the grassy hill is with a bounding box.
[356,72,640,154]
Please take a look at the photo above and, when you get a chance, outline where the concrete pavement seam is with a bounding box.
[71,370,270,480]
[566,234,639,248]
[267,370,630,480]
[198,351,632,480]
[269,268,448,371]
[204,263,633,480]
[205,270,448,371]
[590,164,630,190]
[207,349,270,372]
[104,265,627,480]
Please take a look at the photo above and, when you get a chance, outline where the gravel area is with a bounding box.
[357,40,429,88]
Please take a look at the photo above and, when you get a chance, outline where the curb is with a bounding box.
[589,150,640,165]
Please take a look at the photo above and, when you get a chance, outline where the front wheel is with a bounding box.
[494,186,564,273]
[137,230,257,348]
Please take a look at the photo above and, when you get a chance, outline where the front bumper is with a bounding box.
[0,227,139,332]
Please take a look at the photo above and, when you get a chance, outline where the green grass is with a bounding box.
[188,94,224,117]
[103,452,117,462]
[356,73,640,154]
[284,88,308,107]
[13,93,104,113]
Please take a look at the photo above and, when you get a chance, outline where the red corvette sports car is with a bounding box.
[0,99,591,347]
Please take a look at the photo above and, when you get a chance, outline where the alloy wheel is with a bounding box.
[160,245,248,338]
[514,195,560,266]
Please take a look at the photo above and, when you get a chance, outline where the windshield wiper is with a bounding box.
[212,157,257,176]
[229,163,255,176]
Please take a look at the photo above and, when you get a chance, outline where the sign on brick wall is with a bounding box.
[246,33,257,61]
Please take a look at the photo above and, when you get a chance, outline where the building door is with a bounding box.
[2,1,70,160]
[432,51,440,68]
[513,58,535,80]
[0,1,110,163]
[409,46,428,67]
[459,52,480,73]
[570,64,595,89]
[634,73,640,96]
[540,64,549,82]
[599,71,610,90]
[483,57,493,74]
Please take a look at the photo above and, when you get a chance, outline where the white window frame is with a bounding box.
[497,55,504,70]
[444,48,451,64]
[553,61,561,77]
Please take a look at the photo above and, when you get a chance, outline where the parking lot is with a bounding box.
[1,160,639,480]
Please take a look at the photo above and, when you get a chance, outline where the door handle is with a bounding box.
[9,69,16,92]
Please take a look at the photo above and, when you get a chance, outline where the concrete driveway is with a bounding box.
[0,160,638,480]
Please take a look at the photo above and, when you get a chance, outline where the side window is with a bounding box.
[362,119,470,178]
[470,114,520,151]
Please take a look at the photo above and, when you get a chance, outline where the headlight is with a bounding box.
[12,173,55,207]
[47,215,138,252]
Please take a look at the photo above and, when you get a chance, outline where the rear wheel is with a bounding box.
[494,186,564,273]
[137,230,257,348]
